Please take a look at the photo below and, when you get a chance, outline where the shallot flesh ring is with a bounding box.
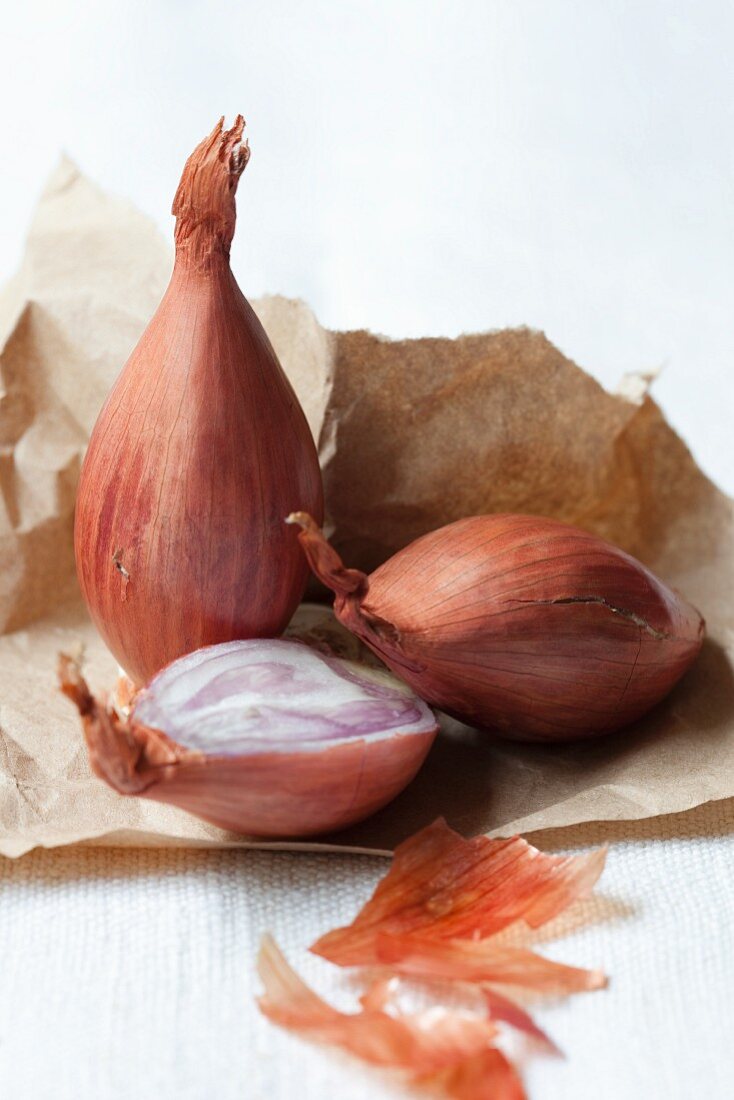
[135,640,435,753]
[59,640,438,838]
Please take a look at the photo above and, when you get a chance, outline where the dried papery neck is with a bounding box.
[286,513,370,600]
[286,513,423,674]
[172,115,250,268]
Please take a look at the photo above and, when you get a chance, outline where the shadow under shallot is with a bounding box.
[330,635,734,852]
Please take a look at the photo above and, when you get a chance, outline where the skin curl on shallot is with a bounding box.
[287,512,704,741]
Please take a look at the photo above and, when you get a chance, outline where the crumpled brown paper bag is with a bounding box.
[0,157,732,857]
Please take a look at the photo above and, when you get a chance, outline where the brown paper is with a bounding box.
[0,158,732,858]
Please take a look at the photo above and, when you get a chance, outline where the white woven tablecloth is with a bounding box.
[0,799,732,1100]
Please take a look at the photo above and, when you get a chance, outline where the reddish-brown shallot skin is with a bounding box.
[74,117,323,686]
[58,646,438,838]
[287,513,705,742]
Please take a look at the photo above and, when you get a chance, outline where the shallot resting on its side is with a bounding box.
[287,512,705,741]
[59,640,437,837]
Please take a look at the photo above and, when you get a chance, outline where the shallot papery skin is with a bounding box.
[288,512,705,741]
[311,818,606,993]
[58,639,437,838]
[480,988,559,1054]
[256,934,527,1098]
[74,117,323,686]
[258,822,608,1094]
[430,1050,527,1100]
[374,933,605,995]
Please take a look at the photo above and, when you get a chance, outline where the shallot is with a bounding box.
[288,512,704,740]
[59,639,437,837]
[75,117,323,685]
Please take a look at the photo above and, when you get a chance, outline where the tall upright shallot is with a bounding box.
[75,117,323,684]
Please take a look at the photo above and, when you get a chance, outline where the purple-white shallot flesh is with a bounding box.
[59,639,439,838]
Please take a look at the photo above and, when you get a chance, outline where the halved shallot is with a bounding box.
[59,639,437,837]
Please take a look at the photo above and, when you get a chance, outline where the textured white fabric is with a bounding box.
[0,801,732,1100]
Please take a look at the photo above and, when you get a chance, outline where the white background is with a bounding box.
[1,1,732,493]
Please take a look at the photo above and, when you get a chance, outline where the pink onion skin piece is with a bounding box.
[288,512,705,743]
[58,651,438,839]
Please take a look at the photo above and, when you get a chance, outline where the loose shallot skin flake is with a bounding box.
[311,818,606,970]
[257,935,526,1097]
[257,820,608,1097]
[289,512,705,742]
[58,640,437,838]
[430,1048,527,1100]
[480,988,558,1054]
